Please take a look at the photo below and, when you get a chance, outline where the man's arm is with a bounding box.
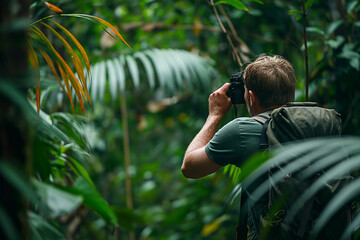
[182,83,232,179]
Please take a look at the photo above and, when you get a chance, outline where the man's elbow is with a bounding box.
[181,161,200,179]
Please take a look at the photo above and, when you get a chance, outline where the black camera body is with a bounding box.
[226,71,246,104]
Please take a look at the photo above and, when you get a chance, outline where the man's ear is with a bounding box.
[249,90,256,106]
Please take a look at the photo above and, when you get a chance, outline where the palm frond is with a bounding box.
[39,49,66,94]
[106,59,119,100]
[48,20,91,89]
[40,22,89,102]
[29,25,85,111]
[236,137,360,239]
[133,52,155,89]
[89,15,133,51]
[87,48,220,102]
[28,12,133,113]
[314,177,360,239]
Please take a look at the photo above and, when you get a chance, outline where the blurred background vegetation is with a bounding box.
[0,0,359,239]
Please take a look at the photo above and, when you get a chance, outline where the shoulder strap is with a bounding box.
[259,118,270,150]
[252,112,271,151]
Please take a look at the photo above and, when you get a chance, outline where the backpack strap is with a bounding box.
[252,112,271,151]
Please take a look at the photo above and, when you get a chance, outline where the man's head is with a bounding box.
[243,54,296,113]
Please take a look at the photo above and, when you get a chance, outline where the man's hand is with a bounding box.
[208,83,232,119]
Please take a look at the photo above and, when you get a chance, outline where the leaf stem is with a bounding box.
[30,14,93,26]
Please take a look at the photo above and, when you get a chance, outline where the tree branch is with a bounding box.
[118,22,222,33]
[209,0,243,67]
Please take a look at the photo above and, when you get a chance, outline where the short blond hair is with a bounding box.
[243,54,296,109]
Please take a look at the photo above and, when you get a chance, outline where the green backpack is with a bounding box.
[238,102,354,240]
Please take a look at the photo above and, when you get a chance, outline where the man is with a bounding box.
[181,54,297,239]
[182,54,296,177]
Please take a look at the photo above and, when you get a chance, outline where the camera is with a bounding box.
[226,71,245,104]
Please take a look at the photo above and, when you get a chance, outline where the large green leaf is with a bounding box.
[134,51,155,89]
[106,59,118,101]
[236,139,325,203]
[33,179,83,219]
[28,102,69,142]
[117,56,126,92]
[168,49,194,89]
[91,60,105,102]
[98,60,107,103]
[237,137,360,238]
[143,49,173,90]
[86,49,220,102]
[56,177,118,226]
[306,26,325,36]
[50,112,89,150]
[326,20,344,37]
[67,156,95,187]
[313,177,360,239]
[342,211,360,240]
[215,0,248,11]
[289,152,360,221]
[126,55,140,88]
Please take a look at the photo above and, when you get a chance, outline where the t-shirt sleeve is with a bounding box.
[205,118,262,167]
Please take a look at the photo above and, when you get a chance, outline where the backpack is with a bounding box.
[236,102,354,240]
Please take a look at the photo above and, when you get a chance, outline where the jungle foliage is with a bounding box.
[1,0,359,240]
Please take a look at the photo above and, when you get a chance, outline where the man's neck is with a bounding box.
[253,105,280,116]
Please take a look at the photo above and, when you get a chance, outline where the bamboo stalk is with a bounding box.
[119,92,136,240]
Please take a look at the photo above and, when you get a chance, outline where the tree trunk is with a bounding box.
[0,0,31,239]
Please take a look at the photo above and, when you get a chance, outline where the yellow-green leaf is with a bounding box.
[48,19,91,103]
[44,2,63,14]
[39,49,67,95]
[57,63,75,113]
[60,14,133,51]
[57,53,85,111]
[201,215,230,236]
[40,22,88,102]
[92,16,133,50]
[30,25,85,111]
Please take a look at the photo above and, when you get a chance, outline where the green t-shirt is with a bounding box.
[205,117,265,240]
[205,117,263,167]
